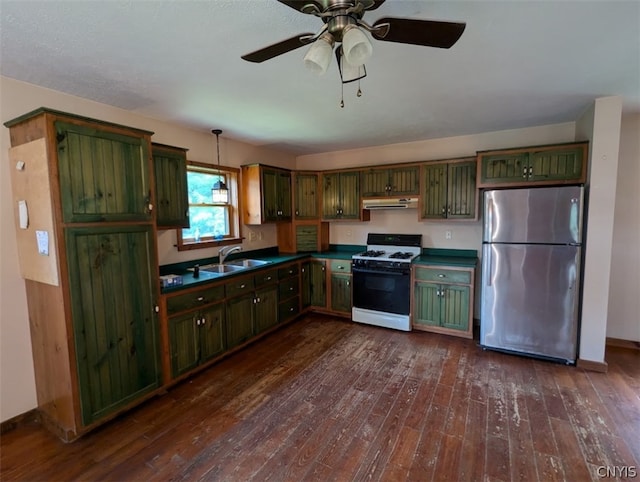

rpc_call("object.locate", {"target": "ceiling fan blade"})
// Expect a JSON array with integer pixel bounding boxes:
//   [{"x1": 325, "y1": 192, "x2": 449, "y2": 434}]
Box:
[
  {"x1": 241, "y1": 33, "x2": 315, "y2": 63},
  {"x1": 365, "y1": 0, "x2": 387, "y2": 10},
  {"x1": 371, "y1": 17, "x2": 466, "y2": 49},
  {"x1": 276, "y1": 0, "x2": 323, "y2": 14}
]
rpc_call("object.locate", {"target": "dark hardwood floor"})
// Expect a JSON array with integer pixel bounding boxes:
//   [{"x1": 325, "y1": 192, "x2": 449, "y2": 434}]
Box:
[{"x1": 2, "y1": 314, "x2": 639, "y2": 481}]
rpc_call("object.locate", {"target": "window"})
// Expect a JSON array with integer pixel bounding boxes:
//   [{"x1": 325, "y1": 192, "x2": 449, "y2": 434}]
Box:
[{"x1": 176, "y1": 161, "x2": 241, "y2": 251}]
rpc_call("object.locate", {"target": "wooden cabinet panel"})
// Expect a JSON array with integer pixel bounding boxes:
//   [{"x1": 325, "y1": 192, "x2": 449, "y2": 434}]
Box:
[
  {"x1": 421, "y1": 159, "x2": 476, "y2": 220},
  {"x1": 361, "y1": 169, "x2": 390, "y2": 197},
  {"x1": 255, "y1": 285, "x2": 279, "y2": 334},
  {"x1": 225, "y1": 294, "x2": 255, "y2": 348},
  {"x1": 330, "y1": 273, "x2": 352, "y2": 314},
  {"x1": 56, "y1": 121, "x2": 152, "y2": 223},
  {"x1": 199, "y1": 303, "x2": 226, "y2": 362},
  {"x1": 152, "y1": 144, "x2": 189, "y2": 229},
  {"x1": 169, "y1": 312, "x2": 199, "y2": 378},
  {"x1": 412, "y1": 265, "x2": 474, "y2": 339},
  {"x1": 302, "y1": 260, "x2": 326, "y2": 308},
  {"x1": 322, "y1": 172, "x2": 362, "y2": 220},
  {"x1": 242, "y1": 165, "x2": 292, "y2": 224},
  {"x1": 361, "y1": 166, "x2": 419, "y2": 197},
  {"x1": 65, "y1": 226, "x2": 160, "y2": 425},
  {"x1": 477, "y1": 142, "x2": 588, "y2": 188},
  {"x1": 166, "y1": 284, "x2": 225, "y2": 315},
  {"x1": 294, "y1": 172, "x2": 319, "y2": 219}
]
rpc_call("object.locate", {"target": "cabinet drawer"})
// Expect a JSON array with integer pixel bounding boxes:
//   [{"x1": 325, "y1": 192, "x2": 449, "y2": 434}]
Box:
[
  {"x1": 225, "y1": 276, "x2": 255, "y2": 298},
  {"x1": 330, "y1": 260, "x2": 351, "y2": 273},
  {"x1": 279, "y1": 296, "x2": 300, "y2": 322},
  {"x1": 255, "y1": 268, "x2": 278, "y2": 287},
  {"x1": 278, "y1": 264, "x2": 299, "y2": 280},
  {"x1": 279, "y1": 277, "x2": 299, "y2": 299},
  {"x1": 414, "y1": 267, "x2": 471, "y2": 284},
  {"x1": 166, "y1": 284, "x2": 225, "y2": 315}
]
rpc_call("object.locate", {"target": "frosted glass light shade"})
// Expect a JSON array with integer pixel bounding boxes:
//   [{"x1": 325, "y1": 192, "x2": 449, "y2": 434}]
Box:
[
  {"x1": 304, "y1": 36, "x2": 334, "y2": 75},
  {"x1": 342, "y1": 26, "x2": 372, "y2": 66}
]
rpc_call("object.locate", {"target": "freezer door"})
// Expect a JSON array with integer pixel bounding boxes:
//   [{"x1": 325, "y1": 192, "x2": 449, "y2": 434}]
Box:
[
  {"x1": 480, "y1": 243, "x2": 580, "y2": 362},
  {"x1": 483, "y1": 186, "x2": 583, "y2": 244}
]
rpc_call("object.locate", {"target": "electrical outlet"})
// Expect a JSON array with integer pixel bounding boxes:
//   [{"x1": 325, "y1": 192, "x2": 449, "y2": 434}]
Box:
[
  {"x1": 258, "y1": 232, "x2": 263, "y2": 241},
  {"x1": 445, "y1": 230, "x2": 452, "y2": 240},
  {"x1": 249, "y1": 232, "x2": 256, "y2": 242}
]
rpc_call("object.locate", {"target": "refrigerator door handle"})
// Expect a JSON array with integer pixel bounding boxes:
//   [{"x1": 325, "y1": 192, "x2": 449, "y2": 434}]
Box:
[
  {"x1": 485, "y1": 197, "x2": 495, "y2": 242},
  {"x1": 486, "y1": 245, "x2": 492, "y2": 287}
]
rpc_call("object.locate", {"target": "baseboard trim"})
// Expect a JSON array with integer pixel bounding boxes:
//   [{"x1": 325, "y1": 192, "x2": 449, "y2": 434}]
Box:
[
  {"x1": 0, "y1": 409, "x2": 39, "y2": 435},
  {"x1": 577, "y1": 358, "x2": 609, "y2": 373},
  {"x1": 606, "y1": 337, "x2": 640, "y2": 350}
]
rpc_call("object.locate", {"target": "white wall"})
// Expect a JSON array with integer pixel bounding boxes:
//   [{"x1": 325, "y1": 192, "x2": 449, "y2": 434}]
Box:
[
  {"x1": 607, "y1": 113, "x2": 640, "y2": 342},
  {"x1": 0, "y1": 76, "x2": 296, "y2": 422},
  {"x1": 576, "y1": 96, "x2": 623, "y2": 363}
]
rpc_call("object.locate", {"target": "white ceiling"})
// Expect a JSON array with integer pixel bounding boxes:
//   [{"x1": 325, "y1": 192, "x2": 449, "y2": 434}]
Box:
[{"x1": 1, "y1": 0, "x2": 639, "y2": 155}]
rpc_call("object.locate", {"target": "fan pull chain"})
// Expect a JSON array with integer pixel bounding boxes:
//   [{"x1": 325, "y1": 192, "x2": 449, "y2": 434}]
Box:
[
  {"x1": 357, "y1": 68, "x2": 362, "y2": 97},
  {"x1": 340, "y1": 81, "x2": 344, "y2": 108}
]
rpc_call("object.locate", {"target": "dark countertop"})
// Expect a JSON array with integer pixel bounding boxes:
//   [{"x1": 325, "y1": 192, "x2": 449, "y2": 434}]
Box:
[{"x1": 159, "y1": 245, "x2": 477, "y2": 294}]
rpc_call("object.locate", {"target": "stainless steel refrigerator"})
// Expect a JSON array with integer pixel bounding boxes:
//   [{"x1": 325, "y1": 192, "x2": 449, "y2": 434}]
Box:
[{"x1": 480, "y1": 185, "x2": 584, "y2": 363}]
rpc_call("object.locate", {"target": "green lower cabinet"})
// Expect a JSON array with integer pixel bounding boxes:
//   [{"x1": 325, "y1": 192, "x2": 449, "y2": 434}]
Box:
[
  {"x1": 413, "y1": 282, "x2": 470, "y2": 332},
  {"x1": 255, "y1": 285, "x2": 279, "y2": 333},
  {"x1": 226, "y1": 294, "x2": 256, "y2": 348},
  {"x1": 65, "y1": 225, "x2": 160, "y2": 425},
  {"x1": 169, "y1": 302, "x2": 226, "y2": 378},
  {"x1": 330, "y1": 273, "x2": 352, "y2": 314},
  {"x1": 302, "y1": 260, "x2": 327, "y2": 308}
]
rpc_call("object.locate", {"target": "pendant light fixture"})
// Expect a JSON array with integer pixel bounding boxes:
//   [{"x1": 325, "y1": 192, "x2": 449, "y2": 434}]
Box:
[{"x1": 211, "y1": 129, "x2": 229, "y2": 204}]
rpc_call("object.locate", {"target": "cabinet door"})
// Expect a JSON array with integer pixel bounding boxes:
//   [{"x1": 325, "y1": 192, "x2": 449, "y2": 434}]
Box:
[
  {"x1": 65, "y1": 225, "x2": 160, "y2": 425},
  {"x1": 322, "y1": 173, "x2": 341, "y2": 219},
  {"x1": 389, "y1": 166, "x2": 420, "y2": 196},
  {"x1": 330, "y1": 274, "x2": 352, "y2": 313},
  {"x1": 301, "y1": 262, "x2": 311, "y2": 308},
  {"x1": 277, "y1": 171, "x2": 292, "y2": 220},
  {"x1": 255, "y1": 285, "x2": 279, "y2": 333},
  {"x1": 440, "y1": 285, "x2": 470, "y2": 331},
  {"x1": 262, "y1": 169, "x2": 279, "y2": 222},
  {"x1": 479, "y1": 152, "x2": 529, "y2": 185},
  {"x1": 225, "y1": 294, "x2": 255, "y2": 348},
  {"x1": 361, "y1": 169, "x2": 390, "y2": 197},
  {"x1": 153, "y1": 146, "x2": 189, "y2": 229},
  {"x1": 199, "y1": 302, "x2": 226, "y2": 363},
  {"x1": 413, "y1": 282, "x2": 442, "y2": 327},
  {"x1": 529, "y1": 147, "x2": 585, "y2": 182},
  {"x1": 169, "y1": 312, "x2": 199, "y2": 378},
  {"x1": 338, "y1": 172, "x2": 360, "y2": 219},
  {"x1": 56, "y1": 121, "x2": 152, "y2": 223},
  {"x1": 310, "y1": 260, "x2": 327, "y2": 308},
  {"x1": 421, "y1": 164, "x2": 448, "y2": 219},
  {"x1": 296, "y1": 225, "x2": 318, "y2": 252},
  {"x1": 447, "y1": 161, "x2": 476, "y2": 219},
  {"x1": 295, "y1": 173, "x2": 319, "y2": 219}
]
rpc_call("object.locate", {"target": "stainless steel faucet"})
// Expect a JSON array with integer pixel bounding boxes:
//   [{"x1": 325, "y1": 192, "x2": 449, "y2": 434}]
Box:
[{"x1": 219, "y1": 245, "x2": 242, "y2": 265}]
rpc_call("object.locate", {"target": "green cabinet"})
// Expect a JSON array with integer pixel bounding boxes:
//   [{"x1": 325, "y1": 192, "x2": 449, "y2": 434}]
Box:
[
  {"x1": 330, "y1": 273, "x2": 352, "y2": 314},
  {"x1": 477, "y1": 143, "x2": 587, "y2": 187},
  {"x1": 294, "y1": 172, "x2": 320, "y2": 219},
  {"x1": 412, "y1": 266, "x2": 474, "y2": 339},
  {"x1": 263, "y1": 168, "x2": 292, "y2": 222},
  {"x1": 65, "y1": 225, "x2": 160, "y2": 425},
  {"x1": 152, "y1": 143, "x2": 189, "y2": 229},
  {"x1": 361, "y1": 166, "x2": 420, "y2": 197},
  {"x1": 254, "y1": 285, "x2": 280, "y2": 333},
  {"x1": 302, "y1": 260, "x2": 327, "y2": 308},
  {"x1": 242, "y1": 164, "x2": 292, "y2": 224},
  {"x1": 421, "y1": 159, "x2": 477, "y2": 220},
  {"x1": 278, "y1": 263, "x2": 300, "y2": 323},
  {"x1": 56, "y1": 121, "x2": 153, "y2": 223},
  {"x1": 225, "y1": 292, "x2": 255, "y2": 348},
  {"x1": 322, "y1": 171, "x2": 361, "y2": 220},
  {"x1": 169, "y1": 302, "x2": 225, "y2": 378}
]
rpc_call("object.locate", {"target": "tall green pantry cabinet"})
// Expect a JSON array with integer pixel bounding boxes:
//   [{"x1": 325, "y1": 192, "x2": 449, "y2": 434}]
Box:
[{"x1": 5, "y1": 109, "x2": 161, "y2": 441}]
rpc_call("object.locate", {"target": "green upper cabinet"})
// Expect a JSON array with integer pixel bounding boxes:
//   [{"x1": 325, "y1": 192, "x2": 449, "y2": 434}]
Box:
[
  {"x1": 477, "y1": 142, "x2": 588, "y2": 188},
  {"x1": 242, "y1": 164, "x2": 292, "y2": 224},
  {"x1": 322, "y1": 171, "x2": 361, "y2": 220},
  {"x1": 421, "y1": 159, "x2": 477, "y2": 220},
  {"x1": 65, "y1": 225, "x2": 160, "y2": 425},
  {"x1": 56, "y1": 121, "x2": 152, "y2": 223},
  {"x1": 361, "y1": 166, "x2": 419, "y2": 197},
  {"x1": 294, "y1": 172, "x2": 320, "y2": 220},
  {"x1": 152, "y1": 143, "x2": 189, "y2": 229}
]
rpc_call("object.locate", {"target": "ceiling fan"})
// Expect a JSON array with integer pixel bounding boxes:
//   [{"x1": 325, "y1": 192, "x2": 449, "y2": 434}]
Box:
[{"x1": 241, "y1": 0, "x2": 466, "y2": 76}]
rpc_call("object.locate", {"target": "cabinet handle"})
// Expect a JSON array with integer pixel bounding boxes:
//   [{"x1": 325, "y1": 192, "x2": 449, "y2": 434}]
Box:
[
  {"x1": 522, "y1": 167, "x2": 528, "y2": 178},
  {"x1": 267, "y1": 276, "x2": 272, "y2": 281},
  {"x1": 240, "y1": 284, "x2": 246, "y2": 289},
  {"x1": 196, "y1": 318, "x2": 201, "y2": 326},
  {"x1": 346, "y1": 281, "x2": 350, "y2": 287},
  {"x1": 337, "y1": 265, "x2": 344, "y2": 270},
  {"x1": 201, "y1": 317, "x2": 206, "y2": 325},
  {"x1": 154, "y1": 305, "x2": 159, "y2": 313},
  {"x1": 290, "y1": 307, "x2": 295, "y2": 312},
  {"x1": 438, "y1": 274, "x2": 446, "y2": 278},
  {"x1": 322, "y1": 266, "x2": 325, "y2": 271},
  {"x1": 289, "y1": 287, "x2": 294, "y2": 291},
  {"x1": 295, "y1": 210, "x2": 299, "y2": 216},
  {"x1": 197, "y1": 296, "x2": 204, "y2": 301},
  {"x1": 529, "y1": 166, "x2": 533, "y2": 175}
]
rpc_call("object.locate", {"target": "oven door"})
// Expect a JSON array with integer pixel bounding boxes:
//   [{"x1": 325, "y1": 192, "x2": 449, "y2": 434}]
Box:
[{"x1": 352, "y1": 266, "x2": 411, "y2": 315}]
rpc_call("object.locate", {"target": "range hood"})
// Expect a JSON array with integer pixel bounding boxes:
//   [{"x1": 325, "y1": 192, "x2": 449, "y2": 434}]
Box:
[{"x1": 362, "y1": 197, "x2": 418, "y2": 210}]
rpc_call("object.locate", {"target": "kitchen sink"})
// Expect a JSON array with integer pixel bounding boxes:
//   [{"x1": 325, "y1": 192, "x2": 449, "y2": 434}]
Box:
[
  {"x1": 227, "y1": 259, "x2": 271, "y2": 268},
  {"x1": 199, "y1": 264, "x2": 245, "y2": 274}
]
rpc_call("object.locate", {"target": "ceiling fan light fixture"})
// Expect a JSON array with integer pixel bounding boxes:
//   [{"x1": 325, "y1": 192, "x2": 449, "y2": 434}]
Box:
[
  {"x1": 303, "y1": 33, "x2": 335, "y2": 75},
  {"x1": 342, "y1": 24, "x2": 372, "y2": 67}
]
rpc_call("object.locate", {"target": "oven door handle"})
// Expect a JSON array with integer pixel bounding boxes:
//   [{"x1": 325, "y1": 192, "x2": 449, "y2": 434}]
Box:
[{"x1": 352, "y1": 267, "x2": 409, "y2": 276}]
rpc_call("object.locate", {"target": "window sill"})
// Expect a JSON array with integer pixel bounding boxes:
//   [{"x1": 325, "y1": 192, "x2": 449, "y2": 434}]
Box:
[{"x1": 176, "y1": 237, "x2": 243, "y2": 252}]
